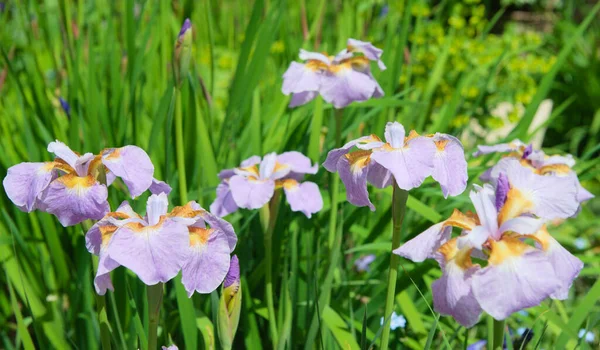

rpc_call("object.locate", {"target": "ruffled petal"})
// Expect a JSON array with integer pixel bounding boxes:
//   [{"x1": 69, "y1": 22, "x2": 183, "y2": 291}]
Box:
[
  {"x1": 39, "y1": 175, "x2": 109, "y2": 226},
  {"x1": 102, "y1": 146, "x2": 154, "y2": 198},
  {"x1": 319, "y1": 69, "x2": 378, "y2": 108},
  {"x1": 472, "y1": 139, "x2": 524, "y2": 157},
  {"x1": 228, "y1": 175, "x2": 275, "y2": 210},
  {"x1": 182, "y1": 228, "x2": 231, "y2": 296},
  {"x1": 277, "y1": 151, "x2": 318, "y2": 175},
  {"x1": 105, "y1": 218, "x2": 190, "y2": 285},
  {"x1": 283, "y1": 180, "x2": 323, "y2": 218},
  {"x1": 346, "y1": 38, "x2": 386, "y2": 70},
  {"x1": 472, "y1": 238, "x2": 561, "y2": 320},
  {"x1": 371, "y1": 136, "x2": 436, "y2": 191},
  {"x1": 3, "y1": 162, "x2": 56, "y2": 212},
  {"x1": 384, "y1": 122, "x2": 405, "y2": 148},
  {"x1": 209, "y1": 181, "x2": 239, "y2": 217},
  {"x1": 431, "y1": 134, "x2": 468, "y2": 198},
  {"x1": 149, "y1": 178, "x2": 172, "y2": 195},
  {"x1": 393, "y1": 222, "x2": 452, "y2": 262}
]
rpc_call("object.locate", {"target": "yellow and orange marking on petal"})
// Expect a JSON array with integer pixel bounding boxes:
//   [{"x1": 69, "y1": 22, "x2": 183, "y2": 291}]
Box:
[
  {"x1": 59, "y1": 174, "x2": 98, "y2": 196},
  {"x1": 189, "y1": 227, "x2": 214, "y2": 247},
  {"x1": 487, "y1": 237, "x2": 532, "y2": 265},
  {"x1": 537, "y1": 164, "x2": 571, "y2": 176},
  {"x1": 276, "y1": 178, "x2": 299, "y2": 191},
  {"x1": 498, "y1": 187, "x2": 534, "y2": 225},
  {"x1": 438, "y1": 238, "x2": 475, "y2": 270},
  {"x1": 444, "y1": 209, "x2": 478, "y2": 230},
  {"x1": 345, "y1": 150, "x2": 372, "y2": 175}
]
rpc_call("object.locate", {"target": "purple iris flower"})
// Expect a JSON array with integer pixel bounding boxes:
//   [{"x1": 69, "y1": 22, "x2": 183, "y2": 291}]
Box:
[
  {"x1": 323, "y1": 122, "x2": 467, "y2": 210},
  {"x1": 210, "y1": 152, "x2": 323, "y2": 218},
  {"x1": 475, "y1": 139, "x2": 594, "y2": 207},
  {"x1": 2, "y1": 140, "x2": 165, "y2": 226},
  {"x1": 354, "y1": 254, "x2": 376, "y2": 272},
  {"x1": 59, "y1": 97, "x2": 71, "y2": 118},
  {"x1": 86, "y1": 193, "x2": 237, "y2": 296},
  {"x1": 394, "y1": 173, "x2": 583, "y2": 327},
  {"x1": 281, "y1": 38, "x2": 385, "y2": 108}
]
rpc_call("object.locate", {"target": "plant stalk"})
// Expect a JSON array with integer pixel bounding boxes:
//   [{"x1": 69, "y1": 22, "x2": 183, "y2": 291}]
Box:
[
  {"x1": 175, "y1": 88, "x2": 188, "y2": 203},
  {"x1": 380, "y1": 181, "x2": 409, "y2": 349},
  {"x1": 261, "y1": 191, "x2": 281, "y2": 347},
  {"x1": 491, "y1": 319, "x2": 506, "y2": 350},
  {"x1": 147, "y1": 283, "x2": 164, "y2": 350},
  {"x1": 327, "y1": 109, "x2": 343, "y2": 249}
]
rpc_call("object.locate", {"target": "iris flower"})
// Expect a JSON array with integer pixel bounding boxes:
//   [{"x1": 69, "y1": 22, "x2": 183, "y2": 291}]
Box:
[
  {"x1": 2, "y1": 140, "x2": 163, "y2": 226},
  {"x1": 474, "y1": 139, "x2": 594, "y2": 206},
  {"x1": 210, "y1": 152, "x2": 323, "y2": 218},
  {"x1": 282, "y1": 38, "x2": 385, "y2": 108},
  {"x1": 394, "y1": 161, "x2": 583, "y2": 327},
  {"x1": 86, "y1": 193, "x2": 237, "y2": 296},
  {"x1": 324, "y1": 121, "x2": 467, "y2": 210}
]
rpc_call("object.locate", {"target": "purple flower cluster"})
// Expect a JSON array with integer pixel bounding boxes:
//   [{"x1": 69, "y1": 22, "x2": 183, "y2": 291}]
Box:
[
  {"x1": 282, "y1": 38, "x2": 386, "y2": 108},
  {"x1": 210, "y1": 152, "x2": 323, "y2": 218},
  {"x1": 395, "y1": 143, "x2": 586, "y2": 327},
  {"x1": 324, "y1": 121, "x2": 468, "y2": 209}
]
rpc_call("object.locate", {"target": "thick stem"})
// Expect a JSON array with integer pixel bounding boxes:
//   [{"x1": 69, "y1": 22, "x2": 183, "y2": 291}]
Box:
[
  {"x1": 174, "y1": 89, "x2": 188, "y2": 203},
  {"x1": 491, "y1": 319, "x2": 506, "y2": 350},
  {"x1": 147, "y1": 283, "x2": 164, "y2": 350},
  {"x1": 380, "y1": 181, "x2": 409, "y2": 349},
  {"x1": 262, "y1": 191, "x2": 281, "y2": 347}
]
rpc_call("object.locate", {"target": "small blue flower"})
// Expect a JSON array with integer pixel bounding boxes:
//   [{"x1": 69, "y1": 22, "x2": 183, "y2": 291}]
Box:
[
  {"x1": 574, "y1": 238, "x2": 587, "y2": 250},
  {"x1": 517, "y1": 327, "x2": 527, "y2": 336},
  {"x1": 578, "y1": 329, "x2": 595, "y2": 343},
  {"x1": 380, "y1": 312, "x2": 406, "y2": 330}
]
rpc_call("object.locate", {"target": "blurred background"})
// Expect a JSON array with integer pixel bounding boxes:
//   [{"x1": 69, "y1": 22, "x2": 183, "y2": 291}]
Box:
[{"x1": 0, "y1": 0, "x2": 599, "y2": 349}]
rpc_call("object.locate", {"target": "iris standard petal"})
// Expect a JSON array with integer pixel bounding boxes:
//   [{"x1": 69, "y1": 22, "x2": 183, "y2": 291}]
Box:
[
  {"x1": 149, "y1": 178, "x2": 172, "y2": 195},
  {"x1": 370, "y1": 136, "x2": 436, "y2": 191},
  {"x1": 319, "y1": 68, "x2": 378, "y2": 108},
  {"x1": 533, "y1": 228, "x2": 583, "y2": 300},
  {"x1": 228, "y1": 175, "x2": 275, "y2": 210},
  {"x1": 498, "y1": 216, "x2": 544, "y2": 236},
  {"x1": 282, "y1": 180, "x2": 323, "y2": 218},
  {"x1": 431, "y1": 134, "x2": 468, "y2": 198},
  {"x1": 102, "y1": 146, "x2": 154, "y2": 198},
  {"x1": 146, "y1": 193, "x2": 169, "y2": 226},
  {"x1": 3, "y1": 162, "x2": 56, "y2": 212},
  {"x1": 210, "y1": 181, "x2": 239, "y2": 218},
  {"x1": 337, "y1": 153, "x2": 375, "y2": 210},
  {"x1": 39, "y1": 174, "x2": 109, "y2": 226},
  {"x1": 393, "y1": 222, "x2": 452, "y2": 262},
  {"x1": 105, "y1": 218, "x2": 190, "y2": 285},
  {"x1": 472, "y1": 238, "x2": 561, "y2": 320},
  {"x1": 47, "y1": 140, "x2": 79, "y2": 168},
  {"x1": 298, "y1": 49, "x2": 331, "y2": 64},
  {"x1": 182, "y1": 228, "x2": 231, "y2": 296},
  {"x1": 469, "y1": 185, "x2": 498, "y2": 237},
  {"x1": 346, "y1": 38, "x2": 386, "y2": 70},
  {"x1": 472, "y1": 139, "x2": 524, "y2": 157},
  {"x1": 383, "y1": 122, "x2": 405, "y2": 148}
]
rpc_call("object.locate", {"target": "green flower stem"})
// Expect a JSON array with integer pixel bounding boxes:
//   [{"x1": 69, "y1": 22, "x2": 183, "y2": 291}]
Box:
[
  {"x1": 380, "y1": 181, "x2": 409, "y2": 349},
  {"x1": 147, "y1": 283, "x2": 164, "y2": 350},
  {"x1": 85, "y1": 218, "x2": 111, "y2": 350},
  {"x1": 261, "y1": 190, "x2": 282, "y2": 347},
  {"x1": 174, "y1": 88, "x2": 188, "y2": 203},
  {"x1": 327, "y1": 109, "x2": 343, "y2": 248},
  {"x1": 492, "y1": 319, "x2": 505, "y2": 350},
  {"x1": 91, "y1": 255, "x2": 112, "y2": 350}
]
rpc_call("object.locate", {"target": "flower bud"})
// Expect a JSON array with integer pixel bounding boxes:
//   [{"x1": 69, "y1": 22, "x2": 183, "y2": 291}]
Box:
[
  {"x1": 174, "y1": 19, "x2": 192, "y2": 86},
  {"x1": 218, "y1": 255, "x2": 241, "y2": 350}
]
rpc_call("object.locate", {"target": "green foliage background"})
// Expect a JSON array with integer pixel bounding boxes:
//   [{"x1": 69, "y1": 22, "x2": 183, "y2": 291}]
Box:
[{"x1": 0, "y1": 0, "x2": 599, "y2": 349}]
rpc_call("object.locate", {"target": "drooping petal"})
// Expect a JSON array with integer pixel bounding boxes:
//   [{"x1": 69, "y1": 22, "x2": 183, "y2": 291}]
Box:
[
  {"x1": 347, "y1": 38, "x2": 386, "y2": 70},
  {"x1": 282, "y1": 180, "x2": 323, "y2": 218},
  {"x1": 319, "y1": 68, "x2": 378, "y2": 108},
  {"x1": 182, "y1": 228, "x2": 231, "y2": 296},
  {"x1": 469, "y1": 185, "x2": 498, "y2": 238},
  {"x1": 106, "y1": 218, "x2": 190, "y2": 285},
  {"x1": 393, "y1": 222, "x2": 452, "y2": 262},
  {"x1": 383, "y1": 122, "x2": 405, "y2": 148},
  {"x1": 502, "y1": 159, "x2": 578, "y2": 220},
  {"x1": 210, "y1": 181, "x2": 239, "y2": 218},
  {"x1": 472, "y1": 139, "x2": 525, "y2": 157},
  {"x1": 196, "y1": 206, "x2": 238, "y2": 251},
  {"x1": 3, "y1": 162, "x2": 56, "y2": 212},
  {"x1": 94, "y1": 253, "x2": 120, "y2": 295},
  {"x1": 371, "y1": 136, "x2": 436, "y2": 191},
  {"x1": 102, "y1": 146, "x2": 154, "y2": 198},
  {"x1": 85, "y1": 201, "x2": 137, "y2": 255},
  {"x1": 39, "y1": 174, "x2": 109, "y2": 226},
  {"x1": 228, "y1": 175, "x2": 275, "y2": 210},
  {"x1": 576, "y1": 180, "x2": 594, "y2": 204},
  {"x1": 366, "y1": 161, "x2": 393, "y2": 189},
  {"x1": 432, "y1": 239, "x2": 482, "y2": 327},
  {"x1": 298, "y1": 49, "x2": 331, "y2": 65},
  {"x1": 323, "y1": 135, "x2": 384, "y2": 172},
  {"x1": 149, "y1": 178, "x2": 172, "y2": 195},
  {"x1": 532, "y1": 227, "x2": 583, "y2": 300},
  {"x1": 336, "y1": 152, "x2": 374, "y2": 210},
  {"x1": 472, "y1": 238, "x2": 561, "y2": 320},
  {"x1": 431, "y1": 133, "x2": 468, "y2": 198},
  {"x1": 282, "y1": 61, "x2": 321, "y2": 95},
  {"x1": 289, "y1": 91, "x2": 319, "y2": 108},
  {"x1": 277, "y1": 151, "x2": 318, "y2": 175}
]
